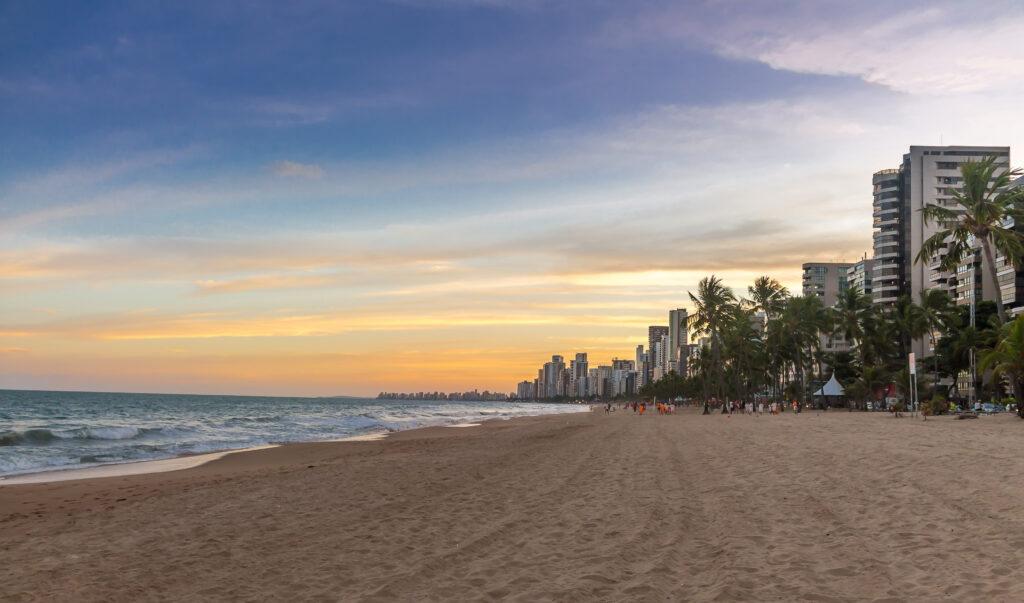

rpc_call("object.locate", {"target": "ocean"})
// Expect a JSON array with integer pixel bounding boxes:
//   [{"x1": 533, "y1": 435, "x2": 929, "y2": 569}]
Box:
[{"x1": 0, "y1": 389, "x2": 587, "y2": 478}]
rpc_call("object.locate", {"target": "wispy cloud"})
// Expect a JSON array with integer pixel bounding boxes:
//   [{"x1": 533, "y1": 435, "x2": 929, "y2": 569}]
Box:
[
  {"x1": 633, "y1": 1, "x2": 1024, "y2": 96},
  {"x1": 269, "y1": 160, "x2": 325, "y2": 179}
]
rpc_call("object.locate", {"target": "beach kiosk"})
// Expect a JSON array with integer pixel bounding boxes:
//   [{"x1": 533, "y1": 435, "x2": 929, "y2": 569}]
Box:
[{"x1": 812, "y1": 372, "x2": 845, "y2": 409}]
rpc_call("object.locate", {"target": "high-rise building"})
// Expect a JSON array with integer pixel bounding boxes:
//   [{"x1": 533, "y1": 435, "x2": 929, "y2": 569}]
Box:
[
  {"x1": 594, "y1": 365, "x2": 613, "y2": 397},
  {"x1": 802, "y1": 262, "x2": 853, "y2": 307},
  {"x1": 570, "y1": 353, "x2": 588, "y2": 398},
  {"x1": 516, "y1": 380, "x2": 535, "y2": 400},
  {"x1": 906, "y1": 146, "x2": 1010, "y2": 304},
  {"x1": 849, "y1": 256, "x2": 876, "y2": 298},
  {"x1": 635, "y1": 345, "x2": 647, "y2": 388},
  {"x1": 542, "y1": 355, "x2": 565, "y2": 398},
  {"x1": 667, "y1": 309, "x2": 688, "y2": 373},
  {"x1": 610, "y1": 359, "x2": 636, "y2": 397},
  {"x1": 871, "y1": 145, "x2": 1011, "y2": 307},
  {"x1": 872, "y1": 167, "x2": 905, "y2": 305},
  {"x1": 647, "y1": 325, "x2": 669, "y2": 382}
]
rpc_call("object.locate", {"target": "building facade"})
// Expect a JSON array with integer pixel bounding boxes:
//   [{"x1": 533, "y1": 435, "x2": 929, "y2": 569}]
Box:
[
  {"x1": 849, "y1": 256, "x2": 876, "y2": 298},
  {"x1": 802, "y1": 262, "x2": 853, "y2": 307},
  {"x1": 667, "y1": 309, "x2": 689, "y2": 375},
  {"x1": 871, "y1": 145, "x2": 1011, "y2": 308},
  {"x1": 647, "y1": 325, "x2": 669, "y2": 382},
  {"x1": 570, "y1": 353, "x2": 588, "y2": 398}
]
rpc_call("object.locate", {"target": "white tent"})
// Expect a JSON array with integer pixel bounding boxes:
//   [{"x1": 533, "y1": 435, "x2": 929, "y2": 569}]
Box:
[{"x1": 813, "y1": 372, "x2": 845, "y2": 397}]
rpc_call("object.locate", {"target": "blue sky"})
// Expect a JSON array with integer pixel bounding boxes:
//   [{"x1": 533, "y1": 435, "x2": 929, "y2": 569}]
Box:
[{"x1": 3, "y1": 0, "x2": 1024, "y2": 395}]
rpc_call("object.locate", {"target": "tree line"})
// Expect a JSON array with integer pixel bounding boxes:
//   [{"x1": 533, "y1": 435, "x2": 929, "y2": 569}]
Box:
[{"x1": 640, "y1": 155, "x2": 1024, "y2": 418}]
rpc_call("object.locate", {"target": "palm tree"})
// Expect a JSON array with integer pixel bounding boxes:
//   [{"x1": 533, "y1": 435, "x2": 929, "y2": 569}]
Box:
[
  {"x1": 916, "y1": 155, "x2": 1024, "y2": 324},
  {"x1": 722, "y1": 303, "x2": 766, "y2": 401},
  {"x1": 979, "y1": 315, "x2": 1024, "y2": 416},
  {"x1": 831, "y1": 287, "x2": 873, "y2": 367},
  {"x1": 748, "y1": 276, "x2": 790, "y2": 400},
  {"x1": 918, "y1": 288, "x2": 960, "y2": 394},
  {"x1": 688, "y1": 275, "x2": 737, "y2": 403},
  {"x1": 746, "y1": 276, "x2": 789, "y2": 319},
  {"x1": 776, "y1": 295, "x2": 828, "y2": 410},
  {"x1": 856, "y1": 365, "x2": 890, "y2": 411},
  {"x1": 889, "y1": 295, "x2": 927, "y2": 366}
]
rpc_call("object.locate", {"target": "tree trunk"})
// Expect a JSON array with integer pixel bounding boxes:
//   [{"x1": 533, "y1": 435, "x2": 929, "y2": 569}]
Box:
[{"x1": 980, "y1": 238, "x2": 1007, "y2": 323}]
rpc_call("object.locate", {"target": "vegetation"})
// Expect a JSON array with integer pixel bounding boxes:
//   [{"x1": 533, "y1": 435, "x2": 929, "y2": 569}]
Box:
[
  {"x1": 638, "y1": 281, "x2": 1009, "y2": 414},
  {"x1": 638, "y1": 157, "x2": 1024, "y2": 419}
]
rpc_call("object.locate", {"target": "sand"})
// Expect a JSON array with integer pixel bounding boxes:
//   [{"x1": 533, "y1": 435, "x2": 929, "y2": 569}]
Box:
[{"x1": 2, "y1": 408, "x2": 1022, "y2": 601}]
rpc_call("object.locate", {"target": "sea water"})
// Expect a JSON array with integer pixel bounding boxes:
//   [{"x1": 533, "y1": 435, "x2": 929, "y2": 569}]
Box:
[{"x1": 0, "y1": 390, "x2": 587, "y2": 478}]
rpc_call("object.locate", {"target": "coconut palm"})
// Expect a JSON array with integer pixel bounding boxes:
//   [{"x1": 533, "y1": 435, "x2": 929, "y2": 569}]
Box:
[
  {"x1": 776, "y1": 295, "x2": 828, "y2": 410},
  {"x1": 889, "y1": 295, "x2": 928, "y2": 365},
  {"x1": 722, "y1": 303, "x2": 766, "y2": 401},
  {"x1": 831, "y1": 286, "x2": 874, "y2": 367},
  {"x1": 856, "y1": 365, "x2": 890, "y2": 411},
  {"x1": 918, "y1": 288, "x2": 960, "y2": 392},
  {"x1": 916, "y1": 155, "x2": 1024, "y2": 324},
  {"x1": 979, "y1": 315, "x2": 1024, "y2": 416},
  {"x1": 688, "y1": 275, "x2": 737, "y2": 403},
  {"x1": 747, "y1": 276, "x2": 789, "y2": 399},
  {"x1": 746, "y1": 276, "x2": 789, "y2": 319}
]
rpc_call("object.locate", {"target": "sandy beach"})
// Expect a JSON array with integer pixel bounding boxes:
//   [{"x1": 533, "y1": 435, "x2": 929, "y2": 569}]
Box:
[{"x1": 2, "y1": 407, "x2": 1022, "y2": 601}]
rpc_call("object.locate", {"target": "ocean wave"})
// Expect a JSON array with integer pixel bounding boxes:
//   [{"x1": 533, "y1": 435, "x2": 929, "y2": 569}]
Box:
[
  {"x1": 67, "y1": 426, "x2": 145, "y2": 440},
  {"x1": 0, "y1": 426, "x2": 156, "y2": 446},
  {"x1": 0, "y1": 428, "x2": 59, "y2": 446}
]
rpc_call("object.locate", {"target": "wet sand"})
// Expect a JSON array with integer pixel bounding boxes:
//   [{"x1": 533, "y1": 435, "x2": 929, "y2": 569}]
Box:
[{"x1": 2, "y1": 408, "x2": 1022, "y2": 601}]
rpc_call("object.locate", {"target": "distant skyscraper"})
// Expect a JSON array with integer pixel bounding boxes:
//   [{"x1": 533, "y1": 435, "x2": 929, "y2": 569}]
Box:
[
  {"x1": 647, "y1": 325, "x2": 668, "y2": 382},
  {"x1": 570, "y1": 352, "x2": 588, "y2": 397},
  {"x1": 635, "y1": 345, "x2": 646, "y2": 388},
  {"x1": 668, "y1": 308, "x2": 688, "y2": 372},
  {"x1": 543, "y1": 355, "x2": 565, "y2": 398}
]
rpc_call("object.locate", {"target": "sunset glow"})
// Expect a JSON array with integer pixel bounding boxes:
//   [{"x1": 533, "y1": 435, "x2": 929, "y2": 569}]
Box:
[{"x1": 3, "y1": 1, "x2": 1024, "y2": 395}]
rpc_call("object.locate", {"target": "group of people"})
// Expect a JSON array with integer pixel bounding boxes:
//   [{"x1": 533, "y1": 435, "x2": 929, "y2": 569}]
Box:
[
  {"x1": 703, "y1": 399, "x2": 791, "y2": 415},
  {"x1": 603, "y1": 401, "x2": 678, "y2": 415}
]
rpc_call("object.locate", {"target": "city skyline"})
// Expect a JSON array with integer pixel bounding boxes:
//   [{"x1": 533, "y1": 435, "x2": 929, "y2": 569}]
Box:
[{"x1": 4, "y1": 1, "x2": 1024, "y2": 396}]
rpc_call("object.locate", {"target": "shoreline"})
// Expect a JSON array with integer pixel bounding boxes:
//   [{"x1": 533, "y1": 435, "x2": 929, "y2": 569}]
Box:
[
  {"x1": 3, "y1": 408, "x2": 1022, "y2": 601},
  {"x1": 0, "y1": 407, "x2": 587, "y2": 486}
]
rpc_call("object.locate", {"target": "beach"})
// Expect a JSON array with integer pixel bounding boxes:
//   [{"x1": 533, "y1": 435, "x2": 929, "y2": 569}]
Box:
[{"x1": 2, "y1": 408, "x2": 1022, "y2": 601}]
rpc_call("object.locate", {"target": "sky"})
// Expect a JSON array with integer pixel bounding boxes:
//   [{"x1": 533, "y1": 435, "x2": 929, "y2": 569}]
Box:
[{"x1": 3, "y1": 0, "x2": 1024, "y2": 397}]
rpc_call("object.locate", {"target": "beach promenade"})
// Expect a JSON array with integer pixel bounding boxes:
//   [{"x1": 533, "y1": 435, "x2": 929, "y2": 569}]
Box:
[{"x1": 2, "y1": 408, "x2": 1022, "y2": 601}]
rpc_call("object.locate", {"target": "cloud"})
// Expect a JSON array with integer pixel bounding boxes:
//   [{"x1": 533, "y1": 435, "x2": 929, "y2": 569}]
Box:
[
  {"x1": 269, "y1": 160, "x2": 325, "y2": 179},
  {"x1": 639, "y1": 1, "x2": 1024, "y2": 97},
  {"x1": 6, "y1": 146, "x2": 205, "y2": 197}
]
